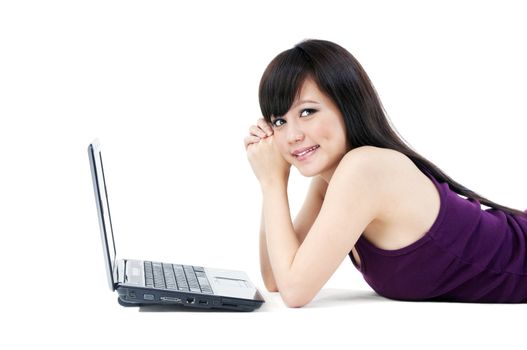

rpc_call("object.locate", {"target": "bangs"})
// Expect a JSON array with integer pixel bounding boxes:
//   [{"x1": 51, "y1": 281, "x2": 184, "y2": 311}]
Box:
[{"x1": 258, "y1": 47, "x2": 312, "y2": 123}]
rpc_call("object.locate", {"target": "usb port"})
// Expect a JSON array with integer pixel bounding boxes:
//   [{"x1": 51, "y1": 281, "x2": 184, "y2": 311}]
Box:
[{"x1": 198, "y1": 300, "x2": 208, "y2": 305}]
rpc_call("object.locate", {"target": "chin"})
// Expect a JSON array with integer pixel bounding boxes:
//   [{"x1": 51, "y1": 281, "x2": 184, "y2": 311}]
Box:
[{"x1": 295, "y1": 164, "x2": 322, "y2": 177}]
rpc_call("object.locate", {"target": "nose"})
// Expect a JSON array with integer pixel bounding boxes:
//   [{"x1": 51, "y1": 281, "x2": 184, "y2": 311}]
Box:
[{"x1": 287, "y1": 123, "x2": 305, "y2": 144}]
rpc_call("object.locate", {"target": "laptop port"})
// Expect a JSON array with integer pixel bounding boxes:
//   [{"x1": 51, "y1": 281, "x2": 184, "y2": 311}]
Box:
[
  {"x1": 222, "y1": 302, "x2": 237, "y2": 308},
  {"x1": 198, "y1": 300, "x2": 208, "y2": 305},
  {"x1": 186, "y1": 298, "x2": 196, "y2": 304},
  {"x1": 160, "y1": 296, "x2": 182, "y2": 303}
]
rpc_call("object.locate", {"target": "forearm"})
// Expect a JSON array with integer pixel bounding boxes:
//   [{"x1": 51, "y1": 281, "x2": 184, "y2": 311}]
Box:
[
  {"x1": 259, "y1": 207, "x2": 279, "y2": 292},
  {"x1": 261, "y1": 182, "x2": 299, "y2": 293}
]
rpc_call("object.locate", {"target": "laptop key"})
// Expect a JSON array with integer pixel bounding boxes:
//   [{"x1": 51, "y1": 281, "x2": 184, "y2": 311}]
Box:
[
  {"x1": 184, "y1": 265, "x2": 201, "y2": 292},
  {"x1": 194, "y1": 267, "x2": 213, "y2": 292},
  {"x1": 163, "y1": 263, "x2": 177, "y2": 290},
  {"x1": 197, "y1": 277, "x2": 213, "y2": 293},
  {"x1": 173, "y1": 265, "x2": 189, "y2": 291},
  {"x1": 152, "y1": 262, "x2": 166, "y2": 289},
  {"x1": 144, "y1": 261, "x2": 154, "y2": 287},
  {"x1": 144, "y1": 262, "x2": 212, "y2": 292},
  {"x1": 195, "y1": 271, "x2": 212, "y2": 290}
]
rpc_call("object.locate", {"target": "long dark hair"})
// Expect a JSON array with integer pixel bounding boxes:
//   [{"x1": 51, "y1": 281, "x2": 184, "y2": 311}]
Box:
[{"x1": 259, "y1": 39, "x2": 526, "y2": 218}]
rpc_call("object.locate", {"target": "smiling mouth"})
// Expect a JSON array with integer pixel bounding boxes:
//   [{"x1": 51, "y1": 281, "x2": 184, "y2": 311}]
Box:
[{"x1": 293, "y1": 145, "x2": 320, "y2": 159}]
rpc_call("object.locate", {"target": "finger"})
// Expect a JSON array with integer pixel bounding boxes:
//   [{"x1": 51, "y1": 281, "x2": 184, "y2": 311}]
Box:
[
  {"x1": 244, "y1": 135, "x2": 262, "y2": 149},
  {"x1": 249, "y1": 125, "x2": 267, "y2": 138},
  {"x1": 257, "y1": 118, "x2": 274, "y2": 136}
]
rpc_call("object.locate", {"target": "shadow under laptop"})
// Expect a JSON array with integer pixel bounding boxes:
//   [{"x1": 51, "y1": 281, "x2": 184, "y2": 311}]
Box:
[
  {"x1": 138, "y1": 304, "x2": 252, "y2": 313},
  {"x1": 136, "y1": 289, "x2": 387, "y2": 312}
]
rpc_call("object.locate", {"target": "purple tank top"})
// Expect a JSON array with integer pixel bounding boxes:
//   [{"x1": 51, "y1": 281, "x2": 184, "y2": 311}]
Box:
[{"x1": 349, "y1": 166, "x2": 527, "y2": 303}]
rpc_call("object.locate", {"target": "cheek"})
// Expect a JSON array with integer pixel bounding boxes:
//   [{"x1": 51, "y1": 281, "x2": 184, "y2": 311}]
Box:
[
  {"x1": 317, "y1": 122, "x2": 340, "y2": 144},
  {"x1": 274, "y1": 136, "x2": 292, "y2": 160},
  {"x1": 317, "y1": 124, "x2": 333, "y2": 141},
  {"x1": 317, "y1": 121, "x2": 347, "y2": 152}
]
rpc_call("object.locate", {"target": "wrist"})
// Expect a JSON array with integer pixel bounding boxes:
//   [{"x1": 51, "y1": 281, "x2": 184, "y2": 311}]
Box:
[{"x1": 260, "y1": 178, "x2": 288, "y2": 193}]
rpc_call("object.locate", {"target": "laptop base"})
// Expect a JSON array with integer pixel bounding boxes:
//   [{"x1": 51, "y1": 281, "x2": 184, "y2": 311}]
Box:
[
  {"x1": 117, "y1": 296, "x2": 257, "y2": 311},
  {"x1": 118, "y1": 297, "x2": 145, "y2": 307}
]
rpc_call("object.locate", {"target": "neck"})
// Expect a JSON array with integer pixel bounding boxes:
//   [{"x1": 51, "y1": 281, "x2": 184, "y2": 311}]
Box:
[{"x1": 319, "y1": 166, "x2": 337, "y2": 184}]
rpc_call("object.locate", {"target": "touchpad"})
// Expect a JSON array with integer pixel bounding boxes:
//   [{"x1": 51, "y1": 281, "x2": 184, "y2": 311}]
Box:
[{"x1": 214, "y1": 277, "x2": 249, "y2": 288}]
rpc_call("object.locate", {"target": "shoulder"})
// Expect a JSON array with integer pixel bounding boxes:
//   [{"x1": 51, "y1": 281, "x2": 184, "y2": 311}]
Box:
[
  {"x1": 336, "y1": 146, "x2": 441, "y2": 235},
  {"x1": 335, "y1": 145, "x2": 410, "y2": 180},
  {"x1": 323, "y1": 146, "x2": 403, "y2": 216},
  {"x1": 331, "y1": 146, "x2": 421, "y2": 208},
  {"x1": 346, "y1": 145, "x2": 407, "y2": 162}
]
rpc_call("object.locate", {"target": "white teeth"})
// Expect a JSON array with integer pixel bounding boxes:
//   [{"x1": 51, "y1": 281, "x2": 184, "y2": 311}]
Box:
[{"x1": 297, "y1": 145, "x2": 318, "y2": 157}]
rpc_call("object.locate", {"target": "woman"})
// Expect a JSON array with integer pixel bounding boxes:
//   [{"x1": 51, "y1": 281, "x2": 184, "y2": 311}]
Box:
[{"x1": 244, "y1": 39, "x2": 527, "y2": 307}]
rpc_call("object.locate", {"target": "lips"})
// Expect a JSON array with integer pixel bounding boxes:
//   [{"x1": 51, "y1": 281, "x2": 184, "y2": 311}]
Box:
[{"x1": 292, "y1": 145, "x2": 320, "y2": 158}]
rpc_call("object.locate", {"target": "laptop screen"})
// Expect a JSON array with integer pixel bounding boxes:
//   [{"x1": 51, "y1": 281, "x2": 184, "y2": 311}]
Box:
[{"x1": 88, "y1": 140, "x2": 117, "y2": 290}]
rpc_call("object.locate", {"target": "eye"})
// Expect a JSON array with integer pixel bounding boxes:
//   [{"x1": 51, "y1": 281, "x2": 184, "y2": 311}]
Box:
[
  {"x1": 271, "y1": 118, "x2": 286, "y2": 128},
  {"x1": 300, "y1": 108, "x2": 317, "y2": 117}
]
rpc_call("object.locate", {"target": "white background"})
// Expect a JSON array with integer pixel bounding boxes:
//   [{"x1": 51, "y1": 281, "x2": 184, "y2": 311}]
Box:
[{"x1": 1, "y1": 0, "x2": 526, "y2": 348}]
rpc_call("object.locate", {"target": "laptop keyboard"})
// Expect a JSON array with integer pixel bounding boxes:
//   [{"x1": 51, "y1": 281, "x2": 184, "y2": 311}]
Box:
[{"x1": 144, "y1": 261, "x2": 213, "y2": 294}]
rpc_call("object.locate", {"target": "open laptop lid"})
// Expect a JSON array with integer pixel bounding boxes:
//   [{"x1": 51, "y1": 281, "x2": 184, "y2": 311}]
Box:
[{"x1": 88, "y1": 139, "x2": 118, "y2": 291}]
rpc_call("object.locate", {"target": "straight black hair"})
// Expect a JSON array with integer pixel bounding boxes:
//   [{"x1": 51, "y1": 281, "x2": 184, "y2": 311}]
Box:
[{"x1": 259, "y1": 39, "x2": 526, "y2": 218}]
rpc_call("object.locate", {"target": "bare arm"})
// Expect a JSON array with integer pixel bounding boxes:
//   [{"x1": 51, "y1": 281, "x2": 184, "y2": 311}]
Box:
[
  {"x1": 261, "y1": 148, "x2": 384, "y2": 307},
  {"x1": 259, "y1": 176, "x2": 328, "y2": 292}
]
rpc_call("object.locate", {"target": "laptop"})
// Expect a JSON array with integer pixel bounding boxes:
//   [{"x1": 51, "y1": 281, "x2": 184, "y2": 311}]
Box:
[{"x1": 88, "y1": 139, "x2": 265, "y2": 311}]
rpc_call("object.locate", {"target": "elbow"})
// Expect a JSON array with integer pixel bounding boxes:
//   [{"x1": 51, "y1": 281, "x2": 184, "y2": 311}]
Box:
[
  {"x1": 282, "y1": 293, "x2": 311, "y2": 308},
  {"x1": 284, "y1": 299, "x2": 308, "y2": 309},
  {"x1": 280, "y1": 285, "x2": 314, "y2": 308}
]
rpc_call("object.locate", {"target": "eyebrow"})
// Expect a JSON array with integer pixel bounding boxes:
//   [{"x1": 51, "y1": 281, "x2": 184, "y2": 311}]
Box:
[{"x1": 291, "y1": 99, "x2": 320, "y2": 109}]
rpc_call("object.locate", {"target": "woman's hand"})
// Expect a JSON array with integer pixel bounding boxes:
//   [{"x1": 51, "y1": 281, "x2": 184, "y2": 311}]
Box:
[
  {"x1": 245, "y1": 118, "x2": 291, "y2": 187},
  {"x1": 244, "y1": 118, "x2": 274, "y2": 148}
]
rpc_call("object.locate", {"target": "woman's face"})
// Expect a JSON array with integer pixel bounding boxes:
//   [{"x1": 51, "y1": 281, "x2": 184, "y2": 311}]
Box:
[{"x1": 270, "y1": 77, "x2": 349, "y2": 180}]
